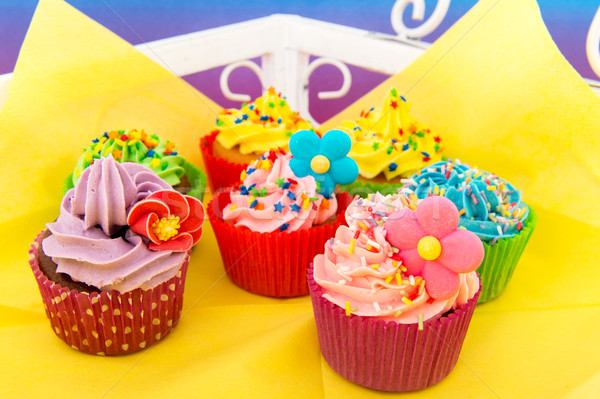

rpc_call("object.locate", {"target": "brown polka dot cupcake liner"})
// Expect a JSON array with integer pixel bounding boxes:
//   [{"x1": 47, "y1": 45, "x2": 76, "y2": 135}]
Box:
[
  {"x1": 28, "y1": 230, "x2": 189, "y2": 356},
  {"x1": 200, "y1": 130, "x2": 249, "y2": 194},
  {"x1": 308, "y1": 265, "x2": 481, "y2": 391}
]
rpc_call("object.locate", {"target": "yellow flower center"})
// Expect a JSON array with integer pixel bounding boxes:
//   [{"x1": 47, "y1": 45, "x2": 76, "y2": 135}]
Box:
[
  {"x1": 310, "y1": 155, "x2": 330, "y2": 174},
  {"x1": 417, "y1": 236, "x2": 442, "y2": 260},
  {"x1": 151, "y1": 215, "x2": 180, "y2": 241}
]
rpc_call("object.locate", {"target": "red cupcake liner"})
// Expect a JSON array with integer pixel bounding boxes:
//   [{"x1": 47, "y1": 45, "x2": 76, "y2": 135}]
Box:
[
  {"x1": 200, "y1": 130, "x2": 249, "y2": 194},
  {"x1": 208, "y1": 190, "x2": 351, "y2": 297},
  {"x1": 308, "y1": 265, "x2": 480, "y2": 392},
  {"x1": 28, "y1": 230, "x2": 189, "y2": 356}
]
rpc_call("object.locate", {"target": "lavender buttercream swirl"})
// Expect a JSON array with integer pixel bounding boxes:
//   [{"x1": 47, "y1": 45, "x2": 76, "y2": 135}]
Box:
[{"x1": 42, "y1": 156, "x2": 187, "y2": 293}]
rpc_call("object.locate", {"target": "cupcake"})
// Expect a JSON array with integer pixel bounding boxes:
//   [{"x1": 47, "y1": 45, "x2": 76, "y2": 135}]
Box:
[
  {"x1": 309, "y1": 193, "x2": 483, "y2": 391},
  {"x1": 65, "y1": 129, "x2": 207, "y2": 200},
  {"x1": 208, "y1": 129, "x2": 358, "y2": 297},
  {"x1": 401, "y1": 159, "x2": 538, "y2": 303},
  {"x1": 338, "y1": 88, "x2": 443, "y2": 196},
  {"x1": 29, "y1": 155, "x2": 205, "y2": 355},
  {"x1": 200, "y1": 87, "x2": 313, "y2": 192}
]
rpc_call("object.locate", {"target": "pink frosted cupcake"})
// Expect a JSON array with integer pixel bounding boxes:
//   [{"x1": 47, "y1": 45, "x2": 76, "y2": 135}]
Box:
[
  {"x1": 309, "y1": 193, "x2": 483, "y2": 391},
  {"x1": 209, "y1": 129, "x2": 358, "y2": 297},
  {"x1": 29, "y1": 155, "x2": 205, "y2": 355}
]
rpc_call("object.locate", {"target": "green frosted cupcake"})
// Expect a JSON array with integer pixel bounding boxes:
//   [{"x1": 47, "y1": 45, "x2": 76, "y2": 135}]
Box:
[
  {"x1": 64, "y1": 129, "x2": 206, "y2": 200},
  {"x1": 401, "y1": 159, "x2": 537, "y2": 303}
]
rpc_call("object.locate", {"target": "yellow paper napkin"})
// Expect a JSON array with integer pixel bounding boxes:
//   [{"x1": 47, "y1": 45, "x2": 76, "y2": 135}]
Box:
[{"x1": 0, "y1": 0, "x2": 220, "y2": 226}]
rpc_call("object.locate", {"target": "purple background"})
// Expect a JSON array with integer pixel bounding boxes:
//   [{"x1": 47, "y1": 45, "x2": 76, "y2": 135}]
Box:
[{"x1": 1, "y1": 0, "x2": 598, "y2": 122}]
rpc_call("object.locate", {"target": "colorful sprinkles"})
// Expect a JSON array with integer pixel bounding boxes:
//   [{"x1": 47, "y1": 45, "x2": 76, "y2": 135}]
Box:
[
  {"x1": 333, "y1": 192, "x2": 439, "y2": 321},
  {"x1": 232, "y1": 149, "x2": 333, "y2": 233},
  {"x1": 215, "y1": 87, "x2": 311, "y2": 142},
  {"x1": 73, "y1": 129, "x2": 178, "y2": 179},
  {"x1": 343, "y1": 88, "x2": 443, "y2": 180},
  {"x1": 405, "y1": 159, "x2": 529, "y2": 240}
]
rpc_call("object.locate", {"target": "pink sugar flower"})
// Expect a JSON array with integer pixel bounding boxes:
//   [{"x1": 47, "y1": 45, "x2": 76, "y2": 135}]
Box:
[{"x1": 385, "y1": 196, "x2": 484, "y2": 299}]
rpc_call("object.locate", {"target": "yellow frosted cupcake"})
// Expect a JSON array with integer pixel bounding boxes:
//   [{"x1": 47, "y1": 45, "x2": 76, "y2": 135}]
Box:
[
  {"x1": 339, "y1": 88, "x2": 443, "y2": 195},
  {"x1": 200, "y1": 87, "x2": 313, "y2": 192}
]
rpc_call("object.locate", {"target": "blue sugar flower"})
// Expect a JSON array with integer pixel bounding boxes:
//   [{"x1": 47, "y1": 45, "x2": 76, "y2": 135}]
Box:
[{"x1": 289, "y1": 129, "x2": 358, "y2": 197}]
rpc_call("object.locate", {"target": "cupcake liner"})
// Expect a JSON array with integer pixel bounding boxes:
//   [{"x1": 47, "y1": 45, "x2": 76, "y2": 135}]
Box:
[
  {"x1": 476, "y1": 208, "x2": 538, "y2": 303},
  {"x1": 62, "y1": 158, "x2": 207, "y2": 201},
  {"x1": 308, "y1": 266, "x2": 480, "y2": 392},
  {"x1": 208, "y1": 191, "x2": 350, "y2": 297},
  {"x1": 200, "y1": 130, "x2": 249, "y2": 194},
  {"x1": 28, "y1": 231, "x2": 189, "y2": 356}
]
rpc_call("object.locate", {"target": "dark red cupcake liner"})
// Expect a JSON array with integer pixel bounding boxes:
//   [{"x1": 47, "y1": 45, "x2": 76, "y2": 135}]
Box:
[
  {"x1": 200, "y1": 130, "x2": 249, "y2": 194},
  {"x1": 308, "y1": 265, "x2": 480, "y2": 391},
  {"x1": 208, "y1": 190, "x2": 351, "y2": 297},
  {"x1": 29, "y1": 230, "x2": 189, "y2": 356}
]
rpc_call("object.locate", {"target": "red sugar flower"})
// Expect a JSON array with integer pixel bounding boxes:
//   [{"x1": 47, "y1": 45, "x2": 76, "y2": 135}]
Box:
[{"x1": 127, "y1": 190, "x2": 205, "y2": 252}]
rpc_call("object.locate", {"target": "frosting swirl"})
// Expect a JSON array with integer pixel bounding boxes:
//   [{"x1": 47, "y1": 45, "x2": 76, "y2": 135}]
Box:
[
  {"x1": 402, "y1": 160, "x2": 529, "y2": 241},
  {"x1": 313, "y1": 193, "x2": 479, "y2": 323},
  {"x1": 43, "y1": 156, "x2": 187, "y2": 293},
  {"x1": 340, "y1": 88, "x2": 443, "y2": 180},
  {"x1": 70, "y1": 129, "x2": 187, "y2": 188},
  {"x1": 215, "y1": 87, "x2": 313, "y2": 155},
  {"x1": 222, "y1": 150, "x2": 337, "y2": 233}
]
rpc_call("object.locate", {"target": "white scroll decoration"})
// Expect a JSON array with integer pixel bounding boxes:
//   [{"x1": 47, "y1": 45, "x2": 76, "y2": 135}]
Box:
[
  {"x1": 220, "y1": 60, "x2": 267, "y2": 102},
  {"x1": 391, "y1": 0, "x2": 451, "y2": 40},
  {"x1": 587, "y1": 5, "x2": 600, "y2": 79},
  {"x1": 300, "y1": 57, "x2": 352, "y2": 125}
]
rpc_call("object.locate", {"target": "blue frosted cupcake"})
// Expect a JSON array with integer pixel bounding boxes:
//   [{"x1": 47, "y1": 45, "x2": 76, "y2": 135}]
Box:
[{"x1": 401, "y1": 159, "x2": 537, "y2": 303}]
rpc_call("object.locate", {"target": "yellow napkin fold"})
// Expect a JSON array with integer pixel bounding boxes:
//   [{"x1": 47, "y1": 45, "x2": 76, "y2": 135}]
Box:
[
  {"x1": 0, "y1": 0, "x2": 219, "y2": 225},
  {"x1": 2, "y1": 0, "x2": 600, "y2": 398},
  {"x1": 322, "y1": 0, "x2": 600, "y2": 229}
]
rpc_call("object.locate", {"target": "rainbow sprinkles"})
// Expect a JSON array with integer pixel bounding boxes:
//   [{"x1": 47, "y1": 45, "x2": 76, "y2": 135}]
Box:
[
  {"x1": 67, "y1": 129, "x2": 196, "y2": 192},
  {"x1": 340, "y1": 88, "x2": 444, "y2": 181}
]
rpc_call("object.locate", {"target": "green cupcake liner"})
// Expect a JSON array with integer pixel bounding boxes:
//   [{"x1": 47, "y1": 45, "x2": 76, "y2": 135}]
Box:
[
  {"x1": 62, "y1": 159, "x2": 207, "y2": 202},
  {"x1": 476, "y1": 208, "x2": 538, "y2": 303}
]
